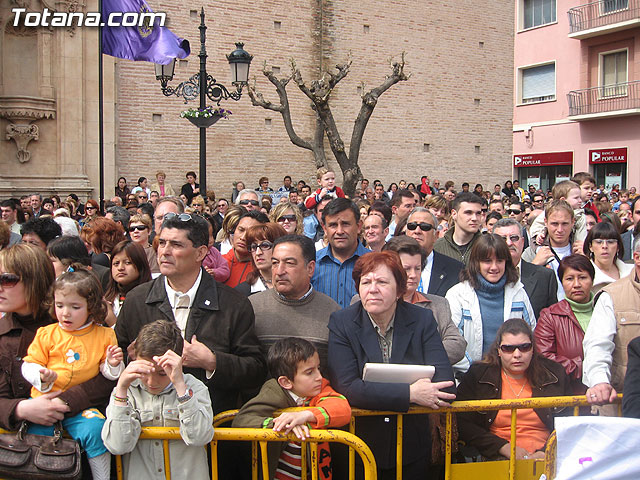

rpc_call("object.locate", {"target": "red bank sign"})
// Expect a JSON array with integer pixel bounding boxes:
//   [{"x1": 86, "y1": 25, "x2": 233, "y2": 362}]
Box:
[
  {"x1": 589, "y1": 148, "x2": 627, "y2": 164},
  {"x1": 513, "y1": 151, "x2": 573, "y2": 167}
]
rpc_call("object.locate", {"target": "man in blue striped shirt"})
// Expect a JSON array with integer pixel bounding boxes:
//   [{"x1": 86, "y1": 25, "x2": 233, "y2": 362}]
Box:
[{"x1": 312, "y1": 198, "x2": 371, "y2": 308}]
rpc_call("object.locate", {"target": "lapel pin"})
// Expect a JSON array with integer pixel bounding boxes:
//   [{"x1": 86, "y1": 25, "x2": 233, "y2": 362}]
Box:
[
  {"x1": 204, "y1": 300, "x2": 210, "y2": 306},
  {"x1": 439, "y1": 274, "x2": 444, "y2": 280}
]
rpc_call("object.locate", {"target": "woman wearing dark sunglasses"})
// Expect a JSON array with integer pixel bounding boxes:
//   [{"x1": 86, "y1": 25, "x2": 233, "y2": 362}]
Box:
[
  {"x1": 0, "y1": 244, "x2": 114, "y2": 430},
  {"x1": 235, "y1": 223, "x2": 286, "y2": 296},
  {"x1": 456, "y1": 318, "x2": 571, "y2": 461}
]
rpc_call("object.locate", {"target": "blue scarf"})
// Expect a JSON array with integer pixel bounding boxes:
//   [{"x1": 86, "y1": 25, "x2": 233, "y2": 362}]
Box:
[{"x1": 476, "y1": 274, "x2": 506, "y2": 355}]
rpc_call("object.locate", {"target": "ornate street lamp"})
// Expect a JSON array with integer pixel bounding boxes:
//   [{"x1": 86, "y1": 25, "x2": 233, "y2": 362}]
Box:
[{"x1": 155, "y1": 8, "x2": 252, "y2": 194}]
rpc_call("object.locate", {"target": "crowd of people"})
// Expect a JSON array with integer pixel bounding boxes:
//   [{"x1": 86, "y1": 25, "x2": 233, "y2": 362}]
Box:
[{"x1": 0, "y1": 167, "x2": 639, "y2": 479}]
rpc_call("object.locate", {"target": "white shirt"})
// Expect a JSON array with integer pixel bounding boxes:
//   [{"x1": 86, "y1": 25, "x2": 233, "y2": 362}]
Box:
[
  {"x1": 418, "y1": 251, "x2": 435, "y2": 294},
  {"x1": 386, "y1": 221, "x2": 397, "y2": 241},
  {"x1": 164, "y1": 269, "x2": 203, "y2": 333},
  {"x1": 582, "y1": 292, "x2": 616, "y2": 388},
  {"x1": 164, "y1": 270, "x2": 215, "y2": 378},
  {"x1": 549, "y1": 243, "x2": 572, "y2": 300}
]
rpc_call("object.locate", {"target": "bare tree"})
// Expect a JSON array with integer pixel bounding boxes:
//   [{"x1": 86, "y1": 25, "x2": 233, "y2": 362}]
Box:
[{"x1": 247, "y1": 54, "x2": 409, "y2": 196}]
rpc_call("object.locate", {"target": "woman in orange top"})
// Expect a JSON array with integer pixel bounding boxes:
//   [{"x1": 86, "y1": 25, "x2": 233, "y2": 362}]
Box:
[{"x1": 456, "y1": 318, "x2": 572, "y2": 460}]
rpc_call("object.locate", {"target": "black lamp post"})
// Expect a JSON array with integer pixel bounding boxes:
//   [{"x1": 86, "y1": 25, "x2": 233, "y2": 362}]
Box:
[{"x1": 155, "y1": 8, "x2": 252, "y2": 195}]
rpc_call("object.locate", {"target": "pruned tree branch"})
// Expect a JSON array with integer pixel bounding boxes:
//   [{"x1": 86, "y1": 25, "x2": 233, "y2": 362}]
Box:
[
  {"x1": 249, "y1": 54, "x2": 408, "y2": 196},
  {"x1": 349, "y1": 52, "x2": 409, "y2": 164}
]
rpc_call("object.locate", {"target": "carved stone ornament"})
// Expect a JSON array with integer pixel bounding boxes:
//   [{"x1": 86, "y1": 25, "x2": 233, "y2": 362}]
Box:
[
  {"x1": 0, "y1": 96, "x2": 55, "y2": 163},
  {"x1": 6, "y1": 123, "x2": 39, "y2": 163}
]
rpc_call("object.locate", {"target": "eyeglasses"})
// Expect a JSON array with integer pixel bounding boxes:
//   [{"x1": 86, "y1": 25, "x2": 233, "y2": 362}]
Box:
[
  {"x1": 249, "y1": 240, "x2": 274, "y2": 252},
  {"x1": 129, "y1": 225, "x2": 148, "y2": 232},
  {"x1": 277, "y1": 214, "x2": 297, "y2": 223},
  {"x1": 406, "y1": 222, "x2": 434, "y2": 232},
  {"x1": 499, "y1": 343, "x2": 532, "y2": 354},
  {"x1": 498, "y1": 234, "x2": 521, "y2": 243},
  {"x1": 163, "y1": 213, "x2": 193, "y2": 222},
  {"x1": 239, "y1": 199, "x2": 260, "y2": 207},
  {"x1": 507, "y1": 209, "x2": 522, "y2": 215},
  {"x1": 0, "y1": 273, "x2": 20, "y2": 288},
  {"x1": 592, "y1": 239, "x2": 618, "y2": 246}
]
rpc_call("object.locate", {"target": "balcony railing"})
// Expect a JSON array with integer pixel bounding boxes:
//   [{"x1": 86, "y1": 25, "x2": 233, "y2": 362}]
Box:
[
  {"x1": 567, "y1": 80, "x2": 640, "y2": 117},
  {"x1": 568, "y1": 0, "x2": 640, "y2": 35}
]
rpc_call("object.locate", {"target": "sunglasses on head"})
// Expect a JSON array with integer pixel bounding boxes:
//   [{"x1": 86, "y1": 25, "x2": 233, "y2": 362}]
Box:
[
  {"x1": 406, "y1": 222, "x2": 434, "y2": 232},
  {"x1": 163, "y1": 212, "x2": 194, "y2": 222},
  {"x1": 249, "y1": 240, "x2": 274, "y2": 252},
  {"x1": 499, "y1": 342, "x2": 532, "y2": 354},
  {"x1": 0, "y1": 273, "x2": 20, "y2": 288},
  {"x1": 239, "y1": 199, "x2": 260, "y2": 206},
  {"x1": 277, "y1": 214, "x2": 297, "y2": 223},
  {"x1": 129, "y1": 225, "x2": 148, "y2": 232}
]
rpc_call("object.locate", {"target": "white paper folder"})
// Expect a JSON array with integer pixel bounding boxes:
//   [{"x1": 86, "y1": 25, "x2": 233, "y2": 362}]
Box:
[{"x1": 362, "y1": 363, "x2": 435, "y2": 384}]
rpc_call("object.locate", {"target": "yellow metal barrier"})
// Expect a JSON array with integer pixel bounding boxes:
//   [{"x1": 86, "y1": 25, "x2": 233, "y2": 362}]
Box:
[{"x1": 114, "y1": 426, "x2": 376, "y2": 480}]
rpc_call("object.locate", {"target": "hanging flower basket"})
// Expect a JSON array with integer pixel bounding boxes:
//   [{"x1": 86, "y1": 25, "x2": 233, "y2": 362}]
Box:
[{"x1": 180, "y1": 106, "x2": 232, "y2": 128}]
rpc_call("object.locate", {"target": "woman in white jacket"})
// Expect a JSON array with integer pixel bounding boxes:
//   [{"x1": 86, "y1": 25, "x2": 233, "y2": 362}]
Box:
[
  {"x1": 446, "y1": 234, "x2": 536, "y2": 374},
  {"x1": 583, "y1": 221, "x2": 634, "y2": 294}
]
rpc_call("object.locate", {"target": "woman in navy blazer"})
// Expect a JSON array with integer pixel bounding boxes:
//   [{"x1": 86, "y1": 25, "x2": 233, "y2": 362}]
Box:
[{"x1": 327, "y1": 251, "x2": 455, "y2": 478}]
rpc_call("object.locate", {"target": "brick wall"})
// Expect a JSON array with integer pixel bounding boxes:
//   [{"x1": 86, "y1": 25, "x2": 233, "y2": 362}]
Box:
[{"x1": 114, "y1": 0, "x2": 515, "y2": 198}]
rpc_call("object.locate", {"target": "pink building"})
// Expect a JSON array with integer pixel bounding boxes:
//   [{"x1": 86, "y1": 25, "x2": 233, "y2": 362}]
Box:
[{"x1": 513, "y1": 0, "x2": 640, "y2": 192}]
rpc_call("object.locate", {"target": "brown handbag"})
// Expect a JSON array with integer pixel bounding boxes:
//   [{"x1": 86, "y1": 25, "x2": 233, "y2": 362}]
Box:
[{"x1": 0, "y1": 421, "x2": 82, "y2": 480}]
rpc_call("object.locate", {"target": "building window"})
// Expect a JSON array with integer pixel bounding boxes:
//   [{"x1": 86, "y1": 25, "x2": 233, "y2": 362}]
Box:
[
  {"x1": 520, "y1": 63, "x2": 556, "y2": 104},
  {"x1": 601, "y1": 50, "x2": 627, "y2": 96},
  {"x1": 602, "y1": 0, "x2": 628, "y2": 14},
  {"x1": 522, "y1": 0, "x2": 556, "y2": 29}
]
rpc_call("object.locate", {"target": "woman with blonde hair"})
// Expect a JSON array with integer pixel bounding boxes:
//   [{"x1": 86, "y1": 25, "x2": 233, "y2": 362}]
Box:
[
  {"x1": 128, "y1": 213, "x2": 159, "y2": 274},
  {"x1": 216, "y1": 204, "x2": 244, "y2": 254},
  {"x1": 269, "y1": 201, "x2": 303, "y2": 235},
  {"x1": 425, "y1": 194, "x2": 450, "y2": 238},
  {"x1": 150, "y1": 170, "x2": 175, "y2": 198}
]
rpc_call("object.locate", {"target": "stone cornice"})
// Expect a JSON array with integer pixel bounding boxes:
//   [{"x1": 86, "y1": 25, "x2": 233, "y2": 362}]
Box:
[{"x1": 0, "y1": 95, "x2": 56, "y2": 121}]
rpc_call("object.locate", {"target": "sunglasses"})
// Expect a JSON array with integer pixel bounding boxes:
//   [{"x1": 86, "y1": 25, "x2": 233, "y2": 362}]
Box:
[
  {"x1": 498, "y1": 234, "x2": 521, "y2": 243},
  {"x1": 0, "y1": 273, "x2": 20, "y2": 288},
  {"x1": 85, "y1": 206, "x2": 97, "y2": 211},
  {"x1": 239, "y1": 199, "x2": 260, "y2": 207},
  {"x1": 406, "y1": 222, "x2": 434, "y2": 232},
  {"x1": 249, "y1": 240, "x2": 274, "y2": 252},
  {"x1": 129, "y1": 225, "x2": 148, "y2": 232},
  {"x1": 481, "y1": 208, "x2": 488, "y2": 213},
  {"x1": 277, "y1": 214, "x2": 297, "y2": 223},
  {"x1": 507, "y1": 209, "x2": 522, "y2": 215},
  {"x1": 163, "y1": 213, "x2": 194, "y2": 222},
  {"x1": 499, "y1": 343, "x2": 532, "y2": 354}
]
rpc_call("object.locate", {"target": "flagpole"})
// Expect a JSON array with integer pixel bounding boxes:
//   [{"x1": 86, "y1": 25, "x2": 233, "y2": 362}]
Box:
[{"x1": 98, "y1": 0, "x2": 105, "y2": 211}]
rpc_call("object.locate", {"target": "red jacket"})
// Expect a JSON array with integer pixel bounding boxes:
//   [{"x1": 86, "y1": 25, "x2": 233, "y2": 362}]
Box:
[
  {"x1": 534, "y1": 300, "x2": 586, "y2": 394},
  {"x1": 304, "y1": 187, "x2": 345, "y2": 209}
]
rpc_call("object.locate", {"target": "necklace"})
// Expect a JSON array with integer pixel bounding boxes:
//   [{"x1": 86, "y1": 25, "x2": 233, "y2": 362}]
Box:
[{"x1": 502, "y1": 369, "x2": 527, "y2": 398}]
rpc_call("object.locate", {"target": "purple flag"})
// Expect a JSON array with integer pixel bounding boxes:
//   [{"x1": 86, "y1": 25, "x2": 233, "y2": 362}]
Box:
[{"x1": 101, "y1": 0, "x2": 190, "y2": 64}]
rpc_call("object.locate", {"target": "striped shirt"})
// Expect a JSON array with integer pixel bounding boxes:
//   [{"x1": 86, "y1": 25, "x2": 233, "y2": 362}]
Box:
[{"x1": 312, "y1": 242, "x2": 371, "y2": 309}]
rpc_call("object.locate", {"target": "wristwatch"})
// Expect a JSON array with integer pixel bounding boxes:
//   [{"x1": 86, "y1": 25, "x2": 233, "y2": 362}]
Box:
[{"x1": 177, "y1": 388, "x2": 193, "y2": 403}]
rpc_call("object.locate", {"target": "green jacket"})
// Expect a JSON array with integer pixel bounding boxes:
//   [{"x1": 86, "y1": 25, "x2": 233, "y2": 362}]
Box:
[{"x1": 433, "y1": 227, "x2": 482, "y2": 266}]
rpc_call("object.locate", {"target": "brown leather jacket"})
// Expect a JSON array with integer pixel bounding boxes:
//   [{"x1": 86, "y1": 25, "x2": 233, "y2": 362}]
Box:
[
  {"x1": 534, "y1": 300, "x2": 586, "y2": 394},
  {"x1": 0, "y1": 312, "x2": 115, "y2": 430}
]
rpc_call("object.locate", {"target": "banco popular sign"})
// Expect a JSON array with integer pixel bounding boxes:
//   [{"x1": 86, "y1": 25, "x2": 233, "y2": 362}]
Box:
[
  {"x1": 513, "y1": 151, "x2": 573, "y2": 167},
  {"x1": 589, "y1": 148, "x2": 627, "y2": 164}
]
